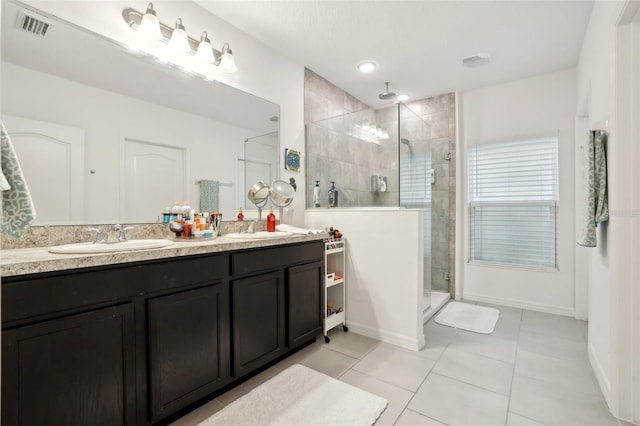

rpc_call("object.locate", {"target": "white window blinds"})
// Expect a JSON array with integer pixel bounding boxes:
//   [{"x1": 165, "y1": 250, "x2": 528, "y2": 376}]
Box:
[
  {"x1": 400, "y1": 152, "x2": 431, "y2": 256},
  {"x1": 468, "y1": 137, "x2": 559, "y2": 269}
]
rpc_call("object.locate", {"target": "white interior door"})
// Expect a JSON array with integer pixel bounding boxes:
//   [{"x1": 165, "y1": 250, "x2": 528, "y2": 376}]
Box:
[
  {"x1": 122, "y1": 138, "x2": 185, "y2": 223},
  {"x1": 2, "y1": 115, "x2": 85, "y2": 224}
]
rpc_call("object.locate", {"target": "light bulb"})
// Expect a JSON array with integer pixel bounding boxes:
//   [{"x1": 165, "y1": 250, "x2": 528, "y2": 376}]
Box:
[
  {"x1": 358, "y1": 62, "x2": 376, "y2": 73},
  {"x1": 195, "y1": 32, "x2": 215, "y2": 63},
  {"x1": 219, "y1": 43, "x2": 237, "y2": 73},
  {"x1": 169, "y1": 18, "x2": 190, "y2": 53},
  {"x1": 138, "y1": 3, "x2": 162, "y2": 40}
]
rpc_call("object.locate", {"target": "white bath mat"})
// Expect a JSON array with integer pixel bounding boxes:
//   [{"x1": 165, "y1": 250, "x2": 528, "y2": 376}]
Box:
[
  {"x1": 435, "y1": 302, "x2": 500, "y2": 334},
  {"x1": 197, "y1": 364, "x2": 387, "y2": 426}
]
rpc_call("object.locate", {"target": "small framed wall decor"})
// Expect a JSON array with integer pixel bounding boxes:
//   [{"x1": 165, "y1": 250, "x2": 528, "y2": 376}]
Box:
[{"x1": 284, "y1": 148, "x2": 301, "y2": 172}]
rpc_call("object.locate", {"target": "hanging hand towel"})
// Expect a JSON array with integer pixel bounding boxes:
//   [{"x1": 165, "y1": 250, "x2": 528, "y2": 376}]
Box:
[
  {"x1": 199, "y1": 180, "x2": 219, "y2": 213},
  {"x1": 1, "y1": 122, "x2": 37, "y2": 238},
  {"x1": 577, "y1": 130, "x2": 608, "y2": 247}
]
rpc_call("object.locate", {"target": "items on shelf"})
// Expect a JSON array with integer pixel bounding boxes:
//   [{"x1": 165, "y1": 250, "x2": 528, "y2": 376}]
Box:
[{"x1": 323, "y1": 238, "x2": 347, "y2": 343}]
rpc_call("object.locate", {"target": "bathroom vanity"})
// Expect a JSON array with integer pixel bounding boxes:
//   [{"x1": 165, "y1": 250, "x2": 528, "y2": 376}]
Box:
[{"x1": 1, "y1": 236, "x2": 324, "y2": 425}]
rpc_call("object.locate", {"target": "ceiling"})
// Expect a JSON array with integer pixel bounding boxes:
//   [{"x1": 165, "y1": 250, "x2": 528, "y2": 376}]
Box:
[{"x1": 197, "y1": 0, "x2": 594, "y2": 108}]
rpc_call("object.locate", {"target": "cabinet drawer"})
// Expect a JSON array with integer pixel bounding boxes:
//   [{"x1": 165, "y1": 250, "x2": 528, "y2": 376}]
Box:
[
  {"x1": 231, "y1": 241, "x2": 323, "y2": 276},
  {"x1": 2, "y1": 254, "x2": 228, "y2": 325}
]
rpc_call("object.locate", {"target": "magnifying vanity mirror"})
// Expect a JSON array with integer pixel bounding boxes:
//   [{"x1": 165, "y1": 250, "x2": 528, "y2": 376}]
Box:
[{"x1": 0, "y1": 0, "x2": 280, "y2": 226}]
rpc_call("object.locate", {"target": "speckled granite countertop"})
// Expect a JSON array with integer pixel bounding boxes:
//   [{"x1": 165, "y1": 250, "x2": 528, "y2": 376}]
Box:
[{"x1": 1, "y1": 234, "x2": 325, "y2": 277}]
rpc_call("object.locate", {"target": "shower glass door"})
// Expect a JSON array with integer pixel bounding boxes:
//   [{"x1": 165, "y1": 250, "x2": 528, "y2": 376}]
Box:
[{"x1": 398, "y1": 104, "x2": 451, "y2": 307}]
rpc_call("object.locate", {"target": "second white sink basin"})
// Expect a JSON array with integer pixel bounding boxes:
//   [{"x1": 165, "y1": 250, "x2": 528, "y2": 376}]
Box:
[
  {"x1": 224, "y1": 231, "x2": 292, "y2": 240},
  {"x1": 49, "y1": 239, "x2": 174, "y2": 254}
]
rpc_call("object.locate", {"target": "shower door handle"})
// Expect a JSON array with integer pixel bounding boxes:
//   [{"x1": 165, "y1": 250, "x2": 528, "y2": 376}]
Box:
[{"x1": 430, "y1": 169, "x2": 435, "y2": 185}]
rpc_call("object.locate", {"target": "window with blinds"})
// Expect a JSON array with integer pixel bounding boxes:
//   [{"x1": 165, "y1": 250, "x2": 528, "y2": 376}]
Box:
[
  {"x1": 400, "y1": 151, "x2": 431, "y2": 256},
  {"x1": 468, "y1": 137, "x2": 559, "y2": 269}
]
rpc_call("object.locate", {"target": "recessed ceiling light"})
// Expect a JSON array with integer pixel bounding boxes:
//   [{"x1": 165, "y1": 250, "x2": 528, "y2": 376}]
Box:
[
  {"x1": 396, "y1": 94, "x2": 409, "y2": 102},
  {"x1": 358, "y1": 62, "x2": 377, "y2": 73},
  {"x1": 462, "y1": 52, "x2": 491, "y2": 68}
]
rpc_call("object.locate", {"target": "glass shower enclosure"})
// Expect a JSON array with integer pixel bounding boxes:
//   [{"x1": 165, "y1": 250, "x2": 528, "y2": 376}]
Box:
[{"x1": 306, "y1": 103, "x2": 451, "y2": 311}]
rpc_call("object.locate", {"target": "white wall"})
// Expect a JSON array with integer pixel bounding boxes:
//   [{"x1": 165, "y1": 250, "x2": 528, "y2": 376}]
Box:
[
  {"x1": 575, "y1": 0, "x2": 620, "y2": 404},
  {"x1": 22, "y1": 0, "x2": 307, "y2": 225},
  {"x1": 305, "y1": 209, "x2": 425, "y2": 351},
  {"x1": 576, "y1": 1, "x2": 640, "y2": 421},
  {"x1": 459, "y1": 69, "x2": 577, "y2": 315}
]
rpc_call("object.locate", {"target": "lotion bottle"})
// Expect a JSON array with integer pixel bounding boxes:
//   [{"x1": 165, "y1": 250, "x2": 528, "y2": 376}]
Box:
[
  {"x1": 182, "y1": 201, "x2": 191, "y2": 221},
  {"x1": 266, "y1": 206, "x2": 276, "y2": 232},
  {"x1": 313, "y1": 181, "x2": 321, "y2": 207},
  {"x1": 237, "y1": 207, "x2": 244, "y2": 221},
  {"x1": 328, "y1": 181, "x2": 338, "y2": 207}
]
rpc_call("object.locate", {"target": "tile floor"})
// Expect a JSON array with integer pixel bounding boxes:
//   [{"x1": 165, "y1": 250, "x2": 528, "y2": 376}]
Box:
[{"x1": 172, "y1": 301, "x2": 619, "y2": 426}]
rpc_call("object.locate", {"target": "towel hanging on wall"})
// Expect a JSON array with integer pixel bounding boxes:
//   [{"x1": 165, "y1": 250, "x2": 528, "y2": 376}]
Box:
[
  {"x1": 1, "y1": 122, "x2": 37, "y2": 238},
  {"x1": 577, "y1": 130, "x2": 609, "y2": 247},
  {"x1": 199, "y1": 179, "x2": 220, "y2": 213}
]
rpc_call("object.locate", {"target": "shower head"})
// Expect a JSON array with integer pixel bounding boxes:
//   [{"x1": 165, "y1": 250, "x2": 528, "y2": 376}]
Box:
[
  {"x1": 378, "y1": 82, "x2": 397, "y2": 100},
  {"x1": 400, "y1": 138, "x2": 414, "y2": 155}
]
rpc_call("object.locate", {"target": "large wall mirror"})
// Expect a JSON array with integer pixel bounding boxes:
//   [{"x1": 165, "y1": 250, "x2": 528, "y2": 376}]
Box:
[{"x1": 0, "y1": 0, "x2": 279, "y2": 225}]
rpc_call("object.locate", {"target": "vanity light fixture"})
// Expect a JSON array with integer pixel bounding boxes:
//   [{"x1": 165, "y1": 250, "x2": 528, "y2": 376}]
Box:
[
  {"x1": 168, "y1": 18, "x2": 190, "y2": 53},
  {"x1": 396, "y1": 94, "x2": 409, "y2": 102},
  {"x1": 122, "y1": 4, "x2": 237, "y2": 73},
  {"x1": 138, "y1": 3, "x2": 162, "y2": 40},
  {"x1": 195, "y1": 32, "x2": 215, "y2": 63},
  {"x1": 219, "y1": 43, "x2": 237, "y2": 73}
]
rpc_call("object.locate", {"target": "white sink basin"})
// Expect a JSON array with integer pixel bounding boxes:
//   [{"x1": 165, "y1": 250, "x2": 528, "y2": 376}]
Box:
[
  {"x1": 49, "y1": 239, "x2": 174, "y2": 254},
  {"x1": 224, "y1": 231, "x2": 292, "y2": 240}
]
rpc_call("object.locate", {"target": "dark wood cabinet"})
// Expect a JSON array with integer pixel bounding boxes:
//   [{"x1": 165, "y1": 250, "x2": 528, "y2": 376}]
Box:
[
  {"x1": 1, "y1": 240, "x2": 324, "y2": 425},
  {"x1": 231, "y1": 271, "x2": 285, "y2": 378},
  {"x1": 287, "y1": 261, "x2": 324, "y2": 348},
  {"x1": 2, "y1": 303, "x2": 136, "y2": 426},
  {"x1": 147, "y1": 283, "x2": 230, "y2": 423}
]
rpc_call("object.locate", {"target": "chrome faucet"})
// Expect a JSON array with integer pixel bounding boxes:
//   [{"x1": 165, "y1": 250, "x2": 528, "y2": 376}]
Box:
[
  {"x1": 114, "y1": 224, "x2": 134, "y2": 242},
  {"x1": 85, "y1": 227, "x2": 107, "y2": 244}
]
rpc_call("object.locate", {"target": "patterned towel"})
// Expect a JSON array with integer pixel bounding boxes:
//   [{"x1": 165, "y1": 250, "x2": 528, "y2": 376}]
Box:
[
  {"x1": 1, "y1": 122, "x2": 36, "y2": 238},
  {"x1": 199, "y1": 180, "x2": 219, "y2": 213},
  {"x1": 577, "y1": 130, "x2": 608, "y2": 247}
]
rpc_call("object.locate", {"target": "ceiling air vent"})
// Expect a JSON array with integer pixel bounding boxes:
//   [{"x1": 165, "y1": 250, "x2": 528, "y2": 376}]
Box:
[{"x1": 19, "y1": 12, "x2": 51, "y2": 37}]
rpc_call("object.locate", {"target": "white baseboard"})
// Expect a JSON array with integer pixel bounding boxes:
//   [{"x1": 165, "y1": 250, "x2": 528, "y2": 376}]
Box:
[
  {"x1": 346, "y1": 321, "x2": 424, "y2": 351},
  {"x1": 463, "y1": 292, "x2": 575, "y2": 317},
  {"x1": 588, "y1": 342, "x2": 612, "y2": 409}
]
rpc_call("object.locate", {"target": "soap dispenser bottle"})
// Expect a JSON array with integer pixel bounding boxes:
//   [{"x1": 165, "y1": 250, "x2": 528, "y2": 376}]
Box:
[
  {"x1": 237, "y1": 207, "x2": 244, "y2": 221},
  {"x1": 266, "y1": 206, "x2": 276, "y2": 232},
  {"x1": 328, "y1": 181, "x2": 339, "y2": 207},
  {"x1": 313, "y1": 180, "x2": 321, "y2": 207}
]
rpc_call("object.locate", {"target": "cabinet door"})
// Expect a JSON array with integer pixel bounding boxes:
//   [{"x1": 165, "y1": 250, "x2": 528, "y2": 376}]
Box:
[
  {"x1": 147, "y1": 283, "x2": 230, "y2": 423},
  {"x1": 232, "y1": 271, "x2": 285, "y2": 378},
  {"x1": 287, "y1": 261, "x2": 323, "y2": 348},
  {"x1": 2, "y1": 303, "x2": 135, "y2": 426}
]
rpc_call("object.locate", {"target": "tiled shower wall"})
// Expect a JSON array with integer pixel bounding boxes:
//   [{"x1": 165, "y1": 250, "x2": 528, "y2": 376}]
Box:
[
  {"x1": 304, "y1": 69, "x2": 392, "y2": 207},
  {"x1": 304, "y1": 69, "x2": 457, "y2": 294}
]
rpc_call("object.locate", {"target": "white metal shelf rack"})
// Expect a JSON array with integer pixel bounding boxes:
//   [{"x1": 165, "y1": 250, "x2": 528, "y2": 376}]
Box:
[{"x1": 323, "y1": 239, "x2": 347, "y2": 343}]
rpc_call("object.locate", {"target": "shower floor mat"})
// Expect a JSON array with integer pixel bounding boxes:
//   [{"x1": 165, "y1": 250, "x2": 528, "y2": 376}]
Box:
[{"x1": 435, "y1": 302, "x2": 499, "y2": 334}]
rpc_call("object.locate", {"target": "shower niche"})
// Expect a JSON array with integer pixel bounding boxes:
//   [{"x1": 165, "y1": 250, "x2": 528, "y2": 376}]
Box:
[{"x1": 371, "y1": 174, "x2": 388, "y2": 192}]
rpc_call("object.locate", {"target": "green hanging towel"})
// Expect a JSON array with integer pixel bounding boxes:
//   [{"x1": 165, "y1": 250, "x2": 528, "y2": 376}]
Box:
[
  {"x1": 1, "y1": 122, "x2": 37, "y2": 238},
  {"x1": 577, "y1": 130, "x2": 609, "y2": 247}
]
